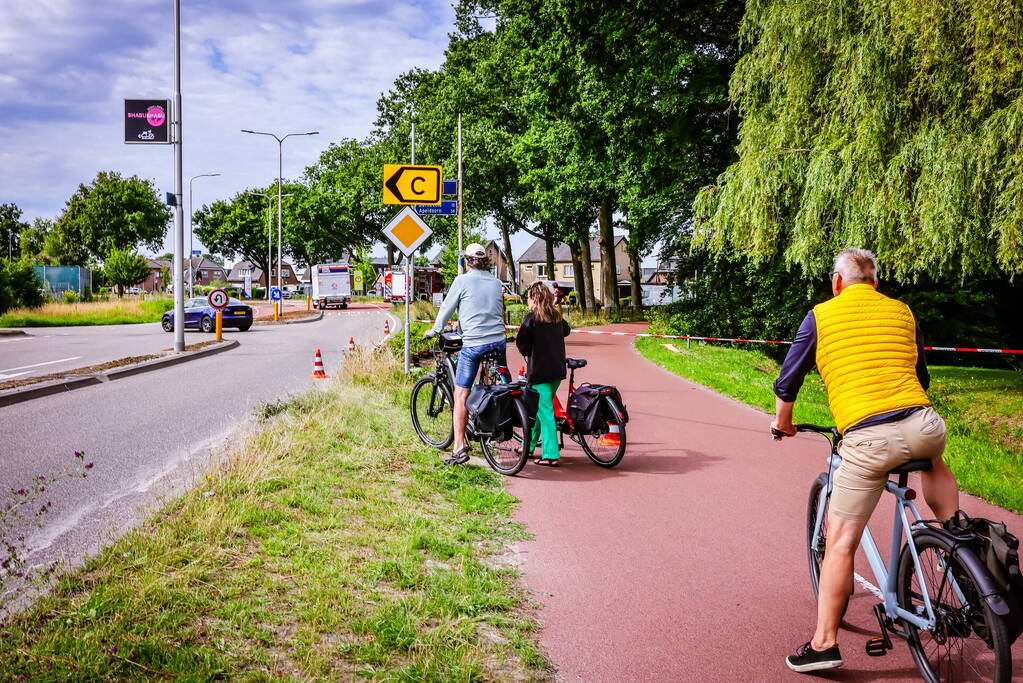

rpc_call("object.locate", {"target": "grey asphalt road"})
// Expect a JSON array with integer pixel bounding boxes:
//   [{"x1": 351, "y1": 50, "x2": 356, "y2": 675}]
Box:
[
  {"x1": 0, "y1": 301, "x2": 312, "y2": 380},
  {"x1": 0, "y1": 303, "x2": 399, "y2": 584}
]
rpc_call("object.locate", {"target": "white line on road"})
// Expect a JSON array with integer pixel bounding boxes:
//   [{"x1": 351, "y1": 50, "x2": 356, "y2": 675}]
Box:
[
  {"x1": 0, "y1": 337, "x2": 33, "y2": 343},
  {"x1": 0, "y1": 371, "x2": 30, "y2": 379},
  {"x1": 0, "y1": 356, "x2": 82, "y2": 373}
]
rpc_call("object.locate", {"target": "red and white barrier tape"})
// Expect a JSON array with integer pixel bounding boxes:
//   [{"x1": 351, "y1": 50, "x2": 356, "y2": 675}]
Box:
[{"x1": 413, "y1": 320, "x2": 1023, "y2": 354}]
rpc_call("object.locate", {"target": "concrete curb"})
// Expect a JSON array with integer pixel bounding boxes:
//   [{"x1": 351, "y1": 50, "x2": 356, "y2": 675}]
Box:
[
  {"x1": 253, "y1": 310, "x2": 323, "y2": 326},
  {"x1": 0, "y1": 339, "x2": 240, "y2": 407}
]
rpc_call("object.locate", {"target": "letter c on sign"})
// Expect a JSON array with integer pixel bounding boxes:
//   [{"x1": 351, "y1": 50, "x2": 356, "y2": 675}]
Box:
[{"x1": 411, "y1": 176, "x2": 425, "y2": 195}]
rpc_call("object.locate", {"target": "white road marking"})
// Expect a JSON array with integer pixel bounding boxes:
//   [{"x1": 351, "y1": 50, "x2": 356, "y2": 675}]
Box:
[
  {"x1": 854, "y1": 572, "x2": 884, "y2": 600},
  {"x1": 0, "y1": 337, "x2": 32, "y2": 343},
  {"x1": 0, "y1": 356, "x2": 82, "y2": 373},
  {"x1": 0, "y1": 371, "x2": 31, "y2": 379}
]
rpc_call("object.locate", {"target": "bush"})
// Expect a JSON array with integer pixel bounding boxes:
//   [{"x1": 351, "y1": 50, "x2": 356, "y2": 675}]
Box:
[
  {"x1": 0, "y1": 259, "x2": 44, "y2": 314},
  {"x1": 252, "y1": 286, "x2": 266, "y2": 299},
  {"x1": 62, "y1": 290, "x2": 79, "y2": 304}
]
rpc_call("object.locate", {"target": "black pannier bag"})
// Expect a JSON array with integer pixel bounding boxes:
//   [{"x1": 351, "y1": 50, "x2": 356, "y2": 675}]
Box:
[
  {"x1": 945, "y1": 511, "x2": 1023, "y2": 644},
  {"x1": 466, "y1": 384, "x2": 517, "y2": 439},
  {"x1": 569, "y1": 383, "x2": 630, "y2": 434}
]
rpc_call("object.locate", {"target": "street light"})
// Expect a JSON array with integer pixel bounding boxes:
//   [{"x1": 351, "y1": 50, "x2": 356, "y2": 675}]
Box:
[
  {"x1": 246, "y1": 191, "x2": 293, "y2": 295},
  {"x1": 188, "y1": 172, "x2": 220, "y2": 297},
  {"x1": 240, "y1": 129, "x2": 318, "y2": 296}
]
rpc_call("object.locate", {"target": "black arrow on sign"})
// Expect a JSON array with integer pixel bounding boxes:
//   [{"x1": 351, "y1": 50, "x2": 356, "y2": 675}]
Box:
[{"x1": 384, "y1": 166, "x2": 441, "y2": 204}]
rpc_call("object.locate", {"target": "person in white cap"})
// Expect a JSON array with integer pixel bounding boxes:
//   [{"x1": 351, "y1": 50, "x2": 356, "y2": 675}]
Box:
[{"x1": 424, "y1": 243, "x2": 507, "y2": 465}]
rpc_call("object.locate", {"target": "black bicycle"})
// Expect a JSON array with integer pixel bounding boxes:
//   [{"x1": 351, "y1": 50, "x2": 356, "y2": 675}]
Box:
[{"x1": 410, "y1": 332, "x2": 530, "y2": 475}]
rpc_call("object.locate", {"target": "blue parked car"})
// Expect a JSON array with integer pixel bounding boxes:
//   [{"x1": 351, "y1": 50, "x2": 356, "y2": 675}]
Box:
[{"x1": 161, "y1": 297, "x2": 253, "y2": 333}]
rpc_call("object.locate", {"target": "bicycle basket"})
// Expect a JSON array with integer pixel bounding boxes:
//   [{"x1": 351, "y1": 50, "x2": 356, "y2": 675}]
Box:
[{"x1": 439, "y1": 332, "x2": 463, "y2": 353}]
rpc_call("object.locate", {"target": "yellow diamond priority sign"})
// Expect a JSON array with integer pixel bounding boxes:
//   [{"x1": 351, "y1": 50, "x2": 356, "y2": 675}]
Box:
[
  {"x1": 382, "y1": 207, "x2": 433, "y2": 257},
  {"x1": 382, "y1": 164, "x2": 442, "y2": 205}
]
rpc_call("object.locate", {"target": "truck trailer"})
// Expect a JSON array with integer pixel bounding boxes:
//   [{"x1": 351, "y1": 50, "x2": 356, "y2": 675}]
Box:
[{"x1": 311, "y1": 263, "x2": 352, "y2": 309}]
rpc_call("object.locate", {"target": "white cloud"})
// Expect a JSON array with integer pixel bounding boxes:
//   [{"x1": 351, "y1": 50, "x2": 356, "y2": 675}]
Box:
[{"x1": 0, "y1": 0, "x2": 456, "y2": 254}]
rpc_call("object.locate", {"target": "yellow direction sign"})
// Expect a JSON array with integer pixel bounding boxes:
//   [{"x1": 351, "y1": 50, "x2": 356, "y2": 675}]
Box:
[
  {"x1": 382, "y1": 164, "x2": 442, "y2": 205},
  {"x1": 382, "y1": 206, "x2": 433, "y2": 257}
]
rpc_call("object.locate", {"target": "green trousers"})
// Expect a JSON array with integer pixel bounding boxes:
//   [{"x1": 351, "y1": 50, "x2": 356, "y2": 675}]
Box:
[{"x1": 529, "y1": 380, "x2": 561, "y2": 460}]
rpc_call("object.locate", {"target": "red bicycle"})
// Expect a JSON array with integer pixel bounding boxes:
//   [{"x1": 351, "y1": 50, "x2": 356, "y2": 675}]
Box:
[{"x1": 520, "y1": 357, "x2": 628, "y2": 467}]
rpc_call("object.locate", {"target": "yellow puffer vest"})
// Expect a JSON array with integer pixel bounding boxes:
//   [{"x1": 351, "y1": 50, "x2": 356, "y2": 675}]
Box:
[{"x1": 813, "y1": 284, "x2": 930, "y2": 433}]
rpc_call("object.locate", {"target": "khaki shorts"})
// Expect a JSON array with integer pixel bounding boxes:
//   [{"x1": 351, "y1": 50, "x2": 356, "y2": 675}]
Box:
[{"x1": 831, "y1": 407, "x2": 947, "y2": 521}]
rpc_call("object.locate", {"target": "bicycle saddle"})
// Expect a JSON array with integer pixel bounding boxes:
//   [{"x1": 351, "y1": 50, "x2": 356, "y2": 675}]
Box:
[
  {"x1": 566, "y1": 358, "x2": 587, "y2": 369},
  {"x1": 888, "y1": 459, "x2": 932, "y2": 475}
]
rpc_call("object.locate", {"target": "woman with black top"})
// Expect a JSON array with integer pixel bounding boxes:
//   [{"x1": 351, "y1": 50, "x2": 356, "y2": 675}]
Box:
[{"x1": 515, "y1": 282, "x2": 571, "y2": 466}]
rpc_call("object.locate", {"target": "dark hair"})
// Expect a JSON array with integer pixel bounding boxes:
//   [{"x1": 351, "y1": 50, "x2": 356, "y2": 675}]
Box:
[{"x1": 466, "y1": 255, "x2": 491, "y2": 270}]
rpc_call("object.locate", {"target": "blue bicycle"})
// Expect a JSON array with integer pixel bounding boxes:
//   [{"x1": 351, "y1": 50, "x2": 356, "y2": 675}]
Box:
[{"x1": 788, "y1": 424, "x2": 1012, "y2": 682}]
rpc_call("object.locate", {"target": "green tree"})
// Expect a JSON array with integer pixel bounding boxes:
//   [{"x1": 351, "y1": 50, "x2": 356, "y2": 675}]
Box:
[
  {"x1": 0, "y1": 203, "x2": 28, "y2": 261},
  {"x1": 18, "y1": 217, "x2": 53, "y2": 264},
  {"x1": 103, "y1": 248, "x2": 150, "y2": 297},
  {"x1": 50, "y1": 171, "x2": 171, "y2": 265},
  {"x1": 0, "y1": 259, "x2": 44, "y2": 313},
  {"x1": 693, "y1": 0, "x2": 1023, "y2": 280}
]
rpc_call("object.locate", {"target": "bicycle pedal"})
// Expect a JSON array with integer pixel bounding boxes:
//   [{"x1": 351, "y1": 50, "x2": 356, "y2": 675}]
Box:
[{"x1": 865, "y1": 637, "x2": 889, "y2": 657}]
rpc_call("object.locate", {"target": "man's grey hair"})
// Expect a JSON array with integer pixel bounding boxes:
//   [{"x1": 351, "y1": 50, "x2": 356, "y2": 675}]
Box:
[
  {"x1": 833, "y1": 247, "x2": 877, "y2": 284},
  {"x1": 466, "y1": 255, "x2": 491, "y2": 270}
]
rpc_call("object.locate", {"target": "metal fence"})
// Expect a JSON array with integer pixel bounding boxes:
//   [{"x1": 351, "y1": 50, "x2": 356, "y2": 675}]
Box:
[{"x1": 33, "y1": 266, "x2": 92, "y2": 297}]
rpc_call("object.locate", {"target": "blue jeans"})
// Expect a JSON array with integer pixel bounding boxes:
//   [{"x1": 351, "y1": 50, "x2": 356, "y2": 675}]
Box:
[{"x1": 454, "y1": 341, "x2": 506, "y2": 388}]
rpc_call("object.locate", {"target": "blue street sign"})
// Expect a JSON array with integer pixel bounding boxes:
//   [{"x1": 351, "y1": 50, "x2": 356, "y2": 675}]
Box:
[
  {"x1": 414, "y1": 201, "x2": 457, "y2": 216},
  {"x1": 443, "y1": 180, "x2": 457, "y2": 195},
  {"x1": 270, "y1": 286, "x2": 282, "y2": 301},
  {"x1": 191, "y1": 250, "x2": 201, "y2": 256}
]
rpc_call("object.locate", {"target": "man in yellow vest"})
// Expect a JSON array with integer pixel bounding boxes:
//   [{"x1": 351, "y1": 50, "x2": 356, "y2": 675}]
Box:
[{"x1": 771, "y1": 247, "x2": 960, "y2": 673}]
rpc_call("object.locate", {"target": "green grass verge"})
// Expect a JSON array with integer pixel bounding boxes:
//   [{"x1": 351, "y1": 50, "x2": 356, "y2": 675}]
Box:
[
  {"x1": 0, "y1": 348, "x2": 549, "y2": 680},
  {"x1": 0, "y1": 300, "x2": 173, "y2": 327},
  {"x1": 636, "y1": 338, "x2": 1023, "y2": 513}
]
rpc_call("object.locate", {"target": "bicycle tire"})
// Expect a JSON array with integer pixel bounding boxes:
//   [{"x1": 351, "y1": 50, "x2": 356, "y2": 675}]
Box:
[
  {"x1": 806, "y1": 473, "x2": 829, "y2": 600},
  {"x1": 410, "y1": 374, "x2": 454, "y2": 449},
  {"x1": 480, "y1": 395, "x2": 530, "y2": 476},
  {"x1": 579, "y1": 396, "x2": 627, "y2": 467},
  {"x1": 897, "y1": 528, "x2": 1012, "y2": 683}
]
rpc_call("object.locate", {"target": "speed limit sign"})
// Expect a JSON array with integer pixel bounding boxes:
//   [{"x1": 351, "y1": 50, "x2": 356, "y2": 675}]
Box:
[{"x1": 208, "y1": 288, "x2": 229, "y2": 309}]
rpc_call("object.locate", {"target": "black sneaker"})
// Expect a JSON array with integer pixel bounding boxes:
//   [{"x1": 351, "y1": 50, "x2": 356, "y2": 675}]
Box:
[{"x1": 785, "y1": 641, "x2": 843, "y2": 673}]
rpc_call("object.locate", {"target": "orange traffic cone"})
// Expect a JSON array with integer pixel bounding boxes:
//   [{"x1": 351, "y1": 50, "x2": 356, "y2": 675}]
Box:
[
  {"x1": 598, "y1": 422, "x2": 621, "y2": 447},
  {"x1": 311, "y1": 348, "x2": 328, "y2": 378},
  {"x1": 383, "y1": 319, "x2": 390, "y2": 336},
  {"x1": 347, "y1": 336, "x2": 356, "y2": 352},
  {"x1": 517, "y1": 365, "x2": 526, "y2": 382}
]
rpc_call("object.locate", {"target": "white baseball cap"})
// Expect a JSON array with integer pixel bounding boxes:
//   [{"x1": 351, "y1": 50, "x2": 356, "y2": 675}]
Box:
[{"x1": 463, "y1": 243, "x2": 486, "y2": 258}]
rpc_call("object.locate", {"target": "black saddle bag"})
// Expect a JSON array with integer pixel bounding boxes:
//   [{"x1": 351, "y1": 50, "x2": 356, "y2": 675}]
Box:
[{"x1": 945, "y1": 510, "x2": 1023, "y2": 644}]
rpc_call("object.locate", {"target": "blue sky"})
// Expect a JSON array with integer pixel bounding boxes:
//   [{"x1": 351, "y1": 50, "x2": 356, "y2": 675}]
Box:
[{"x1": 0, "y1": 0, "x2": 483, "y2": 257}]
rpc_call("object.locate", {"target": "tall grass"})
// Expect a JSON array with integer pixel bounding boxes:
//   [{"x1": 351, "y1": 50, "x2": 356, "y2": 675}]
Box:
[{"x1": 0, "y1": 299, "x2": 173, "y2": 327}]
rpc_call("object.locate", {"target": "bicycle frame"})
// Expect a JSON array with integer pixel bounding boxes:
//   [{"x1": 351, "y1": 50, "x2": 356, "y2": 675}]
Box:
[{"x1": 810, "y1": 446, "x2": 966, "y2": 634}]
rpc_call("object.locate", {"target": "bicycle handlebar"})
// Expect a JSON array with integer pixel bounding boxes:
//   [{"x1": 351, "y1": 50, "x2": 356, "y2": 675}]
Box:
[{"x1": 772, "y1": 423, "x2": 840, "y2": 441}]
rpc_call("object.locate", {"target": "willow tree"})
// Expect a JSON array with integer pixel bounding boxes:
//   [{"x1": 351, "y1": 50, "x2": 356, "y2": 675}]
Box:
[{"x1": 693, "y1": 0, "x2": 1023, "y2": 280}]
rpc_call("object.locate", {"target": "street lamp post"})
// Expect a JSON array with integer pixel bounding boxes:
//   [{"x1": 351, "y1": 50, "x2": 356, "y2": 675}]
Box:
[
  {"x1": 188, "y1": 172, "x2": 220, "y2": 297},
  {"x1": 240, "y1": 129, "x2": 318, "y2": 298},
  {"x1": 247, "y1": 191, "x2": 292, "y2": 316}
]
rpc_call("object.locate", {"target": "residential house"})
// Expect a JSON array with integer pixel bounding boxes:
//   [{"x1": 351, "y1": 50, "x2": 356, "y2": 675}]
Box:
[
  {"x1": 226, "y1": 260, "x2": 300, "y2": 290},
  {"x1": 143, "y1": 258, "x2": 172, "y2": 292},
  {"x1": 185, "y1": 256, "x2": 229, "y2": 288},
  {"x1": 517, "y1": 235, "x2": 631, "y2": 302}
]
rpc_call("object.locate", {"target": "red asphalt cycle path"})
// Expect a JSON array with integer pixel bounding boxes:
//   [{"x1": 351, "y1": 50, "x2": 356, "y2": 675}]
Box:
[{"x1": 504, "y1": 322, "x2": 1023, "y2": 682}]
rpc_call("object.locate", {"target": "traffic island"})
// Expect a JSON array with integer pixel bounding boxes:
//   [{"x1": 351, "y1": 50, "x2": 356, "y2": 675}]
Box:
[
  {"x1": 0, "y1": 346, "x2": 549, "y2": 680},
  {"x1": 0, "y1": 339, "x2": 239, "y2": 406}
]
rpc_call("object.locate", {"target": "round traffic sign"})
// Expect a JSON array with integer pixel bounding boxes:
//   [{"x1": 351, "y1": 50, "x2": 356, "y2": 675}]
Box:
[
  {"x1": 270, "y1": 287, "x2": 282, "y2": 301},
  {"x1": 208, "y1": 288, "x2": 229, "y2": 309}
]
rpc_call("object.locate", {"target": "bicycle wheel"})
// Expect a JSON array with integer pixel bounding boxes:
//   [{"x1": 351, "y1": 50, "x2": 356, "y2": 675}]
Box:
[
  {"x1": 480, "y1": 396, "x2": 530, "y2": 476},
  {"x1": 896, "y1": 529, "x2": 1011, "y2": 683},
  {"x1": 806, "y1": 474, "x2": 830, "y2": 599},
  {"x1": 579, "y1": 396, "x2": 627, "y2": 467},
  {"x1": 410, "y1": 374, "x2": 454, "y2": 449}
]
